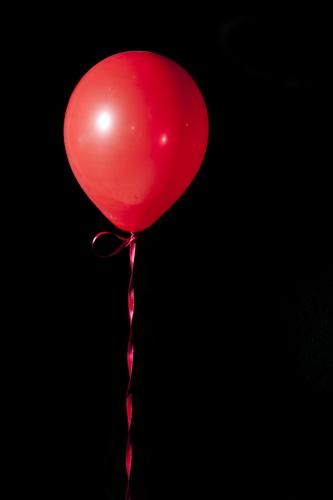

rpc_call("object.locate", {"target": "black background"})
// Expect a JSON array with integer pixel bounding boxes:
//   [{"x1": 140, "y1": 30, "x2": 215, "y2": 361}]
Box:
[{"x1": 7, "y1": 7, "x2": 332, "y2": 500}]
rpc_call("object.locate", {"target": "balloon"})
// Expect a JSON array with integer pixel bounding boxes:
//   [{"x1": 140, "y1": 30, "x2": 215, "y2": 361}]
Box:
[{"x1": 64, "y1": 51, "x2": 209, "y2": 233}]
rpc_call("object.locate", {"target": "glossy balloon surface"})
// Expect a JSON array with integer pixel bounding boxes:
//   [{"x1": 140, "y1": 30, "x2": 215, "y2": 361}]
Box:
[{"x1": 64, "y1": 51, "x2": 209, "y2": 232}]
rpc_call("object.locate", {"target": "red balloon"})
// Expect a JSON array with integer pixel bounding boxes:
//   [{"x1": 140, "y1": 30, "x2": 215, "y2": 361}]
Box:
[{"x1": 64, "y1": 51, "x2": 209, "y2": 233}]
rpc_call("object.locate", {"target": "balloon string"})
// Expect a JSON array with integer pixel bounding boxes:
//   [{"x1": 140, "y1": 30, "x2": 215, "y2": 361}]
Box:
[
  {"x1": 92, "y1": 231, "x2": 138, "y2": 500},
  {"x1": 126, "y1": 235, "x2": 136, "y2": 500}
]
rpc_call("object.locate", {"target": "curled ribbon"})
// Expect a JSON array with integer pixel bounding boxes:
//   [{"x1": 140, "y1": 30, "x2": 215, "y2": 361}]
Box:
[{"x1": 92, "y1": 231, "x2": 137, "y2": 500}]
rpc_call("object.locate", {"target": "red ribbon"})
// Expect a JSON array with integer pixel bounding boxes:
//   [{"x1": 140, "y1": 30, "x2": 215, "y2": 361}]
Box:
[{"x1": 92, "y1": 231, "x2": 137, "y2": 500}]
